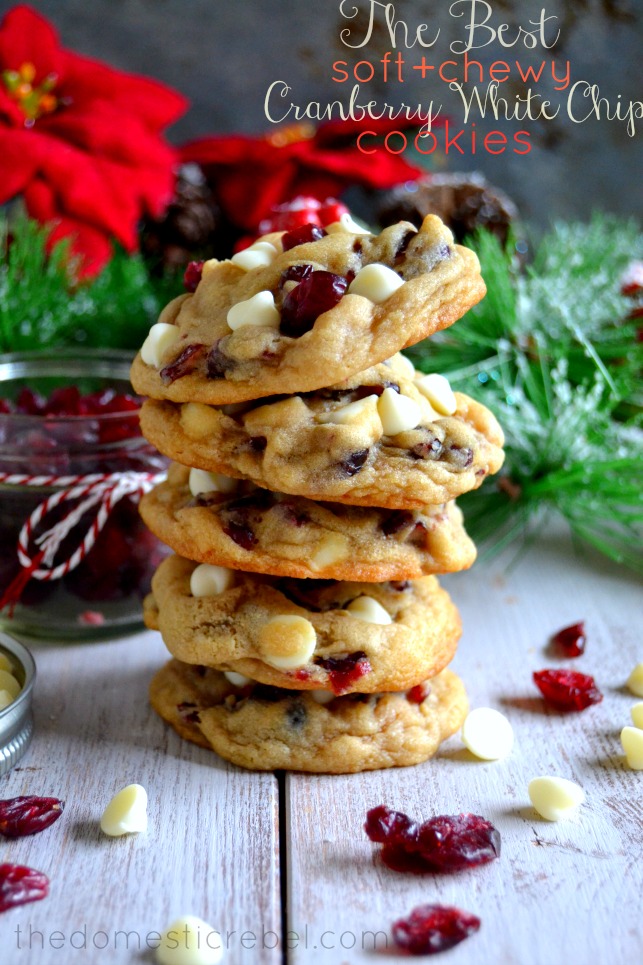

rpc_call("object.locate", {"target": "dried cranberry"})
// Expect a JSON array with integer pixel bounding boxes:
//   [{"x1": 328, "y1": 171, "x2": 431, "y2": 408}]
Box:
[
  {"x1": 365, "y1": 808, "x2": 500, "y2": 874},
  {"x1": 364, "y1": 806, "x2": 418, "y2": 845},
  {"x1": 248, "y1": 436, "x2": 267, "y2": 452},
  {"x1": 411, "y1": 437, "x2": 443, "y2": 460},
  {"x1": 0, "y1": 864, "x2": 49, "y2": 912},
  {"x1": 160, "y1": 343, "x2": 205, "y2": 384},
  {"x1": 184, "y1": 260, "x2": 204, "y2": 292},
  {"x1": 280, "y1": 264, "x2": 314, "y2": 287},
  {"x1": 533, "y1": 669, "x2": 603, "y2": 711},
  {"x1": 222, "y1": 517, "x2": 257, "y2": 551},
  {"x1": 394, "y1": 229, "x2": 415, "y2": 263},
  {"x1": 0, "y1": 796, "x2": 64, "y2": 838},
  {"x1": 286, "y1": 700, "x2": 307, "y2": 728},
  {"x1": 392, "y1": 904, "x2": 481, "y2": 955},
  {"x1": 339, "y1": 448, "x2": 369, "y2": 476},
  {"x1": 43, "y1": 386, "x2": 82, "y2": 416},
  {"x1": 281, "y1": 223, "x2": 326, "y2": 251},
  {"x1": 16, "y1": 387, "x2": 45, "y2": 415},
  {"x1": 315, "y1": 651, "x2": 371, "y2": 694},
  {"x1": 552, "y1": 621, "x2": 586, "y2": 658},
  {"x1": 407, "y1": 683, "x2": 430, "y2": 704},
  {"x1": 280, "y1": 271, "x2": 348, "y2": 338},
  {"x1": 446, "y1": 444, "x2": 473, "y2": 468}
]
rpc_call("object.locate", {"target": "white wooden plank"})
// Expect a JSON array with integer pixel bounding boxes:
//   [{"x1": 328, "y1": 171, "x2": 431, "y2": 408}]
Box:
[
  {"x1": 0, "y1": 629, "x2": 281, "y2": 965},
  {"x1": 286, "y1": 527, "x2": 643, "y2": 964}
]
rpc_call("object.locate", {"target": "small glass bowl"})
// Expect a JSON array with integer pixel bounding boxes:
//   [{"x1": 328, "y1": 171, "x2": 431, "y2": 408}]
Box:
[{"x1": 0, "y1": 348, "x2": 168, "y2": 639}]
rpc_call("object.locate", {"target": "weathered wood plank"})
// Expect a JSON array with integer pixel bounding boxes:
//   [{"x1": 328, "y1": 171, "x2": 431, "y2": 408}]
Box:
[
  {"x1": 286, "y1": 529, "x2": 643, "y2": 964},
  {"x1": 0, "y1": 630, "x2": 281, "y2": 965}
]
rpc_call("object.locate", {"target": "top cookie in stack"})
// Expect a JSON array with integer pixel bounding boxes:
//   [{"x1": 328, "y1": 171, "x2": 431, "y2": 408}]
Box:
[{"x1": 132, "y1": 213, "x2": 504, "y2": 774}]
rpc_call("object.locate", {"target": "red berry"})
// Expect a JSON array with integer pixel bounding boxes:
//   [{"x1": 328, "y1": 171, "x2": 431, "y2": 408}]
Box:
[
  {"x1": 533, "y1": 669, "x2": 603, "y2": 711},
  {"x1": 407, "y1": 683, "x2": 430, "y2": 703},
  {"x1": 315, "y1": 651, "x2": 371, "y2": 694},
  {"x1": 552, "y1": 621, "x2": 586, "y2": 657},
  {"x1": 0, "y1": 796, "x2": 64, "y2": 838},
  {"x1": 280, "y1": 271, "x2": 348, "y2": 337},
  {"x1": 183, "y1": 260, "x2": 204, "y2": 292},
  {"x1": 160, "y1": 343, "x2": 205, "y2": 384},
  {"x1": 392, "y1": 904, "x2": 481, "y2": 955},
  {"x1": 16, "y1": 387, "x2": 45, "y2": 415},
  {"x1": 281, "y1": 223, "x2": 326, "y2": 251},
  {"x1": 319, "y1": 199, "x2": 349, "y2": 224},
  {"x1": 365, "y1": 808, "x2": 500, "y2": 873},
  {"x1": 0, "y1": 864, "x2": 49, "y2": 912}
]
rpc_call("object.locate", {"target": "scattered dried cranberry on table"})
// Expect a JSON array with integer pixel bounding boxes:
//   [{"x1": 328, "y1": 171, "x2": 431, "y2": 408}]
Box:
[
  {"x1": 0, "y1": 864, "x2": 49, "y2": 913},
  {"x1": 392, "y1": 903, "x2": 481, "y2": 955},
  {"x1": 364, "y1": 806, "x2": 500, "y2": 873},
  {"x1": 551, "y1": 621, "x2": 586, "y2": 658},
  {"x1": 533, "y1": 669, "x2": 603, "y2": 711},
  {"x1": 0, "y1": 796, "x2": 64, "y2": 838}
]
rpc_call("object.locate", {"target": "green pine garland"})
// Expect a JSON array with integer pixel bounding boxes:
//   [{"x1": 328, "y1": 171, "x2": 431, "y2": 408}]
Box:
[{"x1": 409, "y1": 214, "x2": 643, "y2": 573}]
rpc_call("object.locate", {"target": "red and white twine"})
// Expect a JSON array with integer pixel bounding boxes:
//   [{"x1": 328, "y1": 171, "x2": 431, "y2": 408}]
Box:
[{"x1": 0, "y1": 470, "x2": 165, "y2": 584}]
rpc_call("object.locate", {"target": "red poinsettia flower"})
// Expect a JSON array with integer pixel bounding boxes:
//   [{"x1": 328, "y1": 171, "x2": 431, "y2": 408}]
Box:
[
  {"x1": 0, "y1": 5, "x2": 187, "y2": 274},
  {"x1": 180, "y1": 116, "x2": 429, "y2": 232}
]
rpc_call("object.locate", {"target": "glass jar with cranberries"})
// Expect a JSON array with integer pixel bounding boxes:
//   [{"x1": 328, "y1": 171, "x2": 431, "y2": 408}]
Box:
[{"x1": 0, "y1": 349, "x2": 168, "y2": 639}]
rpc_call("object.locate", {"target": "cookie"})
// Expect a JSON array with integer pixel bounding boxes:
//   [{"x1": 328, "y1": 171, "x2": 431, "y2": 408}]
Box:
[
  {"x1": 149, "y1": 659, "x2": 468, "y2": 772},
  {"x1": 143, "y1": 555, "x2": 461, "y2": 694},
  {"x1": 140, "y1": 357, "x2": 504, "y2": 509},
  {"x1": 139, "y1": 464, "x2": 477, "y2": 581},
  {"x1": 130, "y1": 215, "x2": 486, "y2": 405}
]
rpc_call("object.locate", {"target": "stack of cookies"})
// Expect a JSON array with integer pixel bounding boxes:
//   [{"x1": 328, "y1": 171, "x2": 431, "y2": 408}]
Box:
[{"x1": 130, "y1": 214, "x2": 504, "y2": 773}]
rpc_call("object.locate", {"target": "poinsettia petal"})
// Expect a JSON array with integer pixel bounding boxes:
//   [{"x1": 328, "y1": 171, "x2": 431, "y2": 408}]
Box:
[
  {"x1": 60, "y1": 51, "x2": 187, "y2": 131},
  {"x1": 0, "y1": 127, "x2": 43, "y2": 200},
  {"x1": 23, "y1": 177, "x2": 113, "y2": 276},
  {"x1": 0, "y1": 5, "x2": 64, "y2": 80}
]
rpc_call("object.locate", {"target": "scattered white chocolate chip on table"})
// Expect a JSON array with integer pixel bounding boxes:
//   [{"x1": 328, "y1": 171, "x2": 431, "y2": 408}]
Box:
[
  {"x1": 226, "y1": 290, "x2": 280, "y2": 330},
  {"x1": 258, "y1": 614, "x2": 317, "y2": 670},
  {"x1": 626, "y1": 662, "x2": 643, "y2": 697},
  {"x1": 630, "y1": 701, "x2": 643, "y2": 729},
  {"x1": 157, "y1": 915, "x2": 223, "y2": 965},
  {"x1": 528, "y1": 776, "x2": 585, "y2": 822},
  {"x1": 345, "y1": 596, "x2": 392, "y2": 626},
  {"x1": 141, "y1": 322, "x2": 180, "y2": 368},
  {"x1": 620, "y1": 726, "x2": 643, "y2": 770},
  {"x1": 100, "y1": 784, "x2": 148, "y2": 837},
  {"x1": 461, "y1": 707, "x2": 514, "y2": 761},
  {"x1": 347, "y1": 263, "x2": 404, "y2": 303},
  {"x1": 190, "y1": 563, "x2": 235, "y2": 598}
]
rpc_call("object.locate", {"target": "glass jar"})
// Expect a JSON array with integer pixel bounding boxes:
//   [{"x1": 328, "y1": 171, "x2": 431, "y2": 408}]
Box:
[{"x1": 0, "y1": 348, "x2": 168, "y2": 639}]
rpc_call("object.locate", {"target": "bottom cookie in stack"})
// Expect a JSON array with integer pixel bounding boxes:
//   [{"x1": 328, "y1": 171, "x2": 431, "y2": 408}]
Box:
[{"x1": 144, "y1": 555, "x2": 468, "y2": 772}]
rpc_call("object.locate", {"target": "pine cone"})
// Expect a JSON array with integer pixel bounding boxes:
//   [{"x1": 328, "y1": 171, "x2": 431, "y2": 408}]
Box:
[{"x1": 378, "y1": 173, "x2": 518, "y2": 247}]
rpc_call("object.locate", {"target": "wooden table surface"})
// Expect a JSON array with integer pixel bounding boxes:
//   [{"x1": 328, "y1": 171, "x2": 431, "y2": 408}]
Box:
[{"x1": 0, "y1": 525, "x2": 641, "y2": 965}]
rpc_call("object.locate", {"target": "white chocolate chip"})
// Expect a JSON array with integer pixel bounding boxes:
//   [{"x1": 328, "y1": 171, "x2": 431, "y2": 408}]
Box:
[
  {"x1": 626, "y1": 662, "x2": 643, "y2": 697},
  {"x1": 0, "y1": 669, "x2": 20, "y2": 700},
  {"x1": 318, "y1": 394, "x2": 381, "y2": 428},
  {"x1": 309, "y1": 532, "x2": 350, "y2": 570},
  {"x1": 0, "y1": 653, "x2": 15, "y2": 673},
  {"x1": 415, "y1": 373, "x2": 457, "y2": 416},
  {"x1": 630, "y1": 701, "x2": 643, "y2": 729},
  {"x1": 226, "y1": 291, "x2": 280, "y2": 330},
  {"x1": 0, "y1": 689, "x2": 14, "y2": 710},
  {"x1": 528, "y1": 776, "x2": 585, "y2": 821},
  {"x1": 377, "y1": 387, "x2": 421, "y2": 435},
  {"x1": 190, "y1": 564, "x2": 235, "y2": 598},
  {"x1": 325, "y1": 213, "x2": 372, "y2": 235},
  {"x1": 231, "y1": 241, "x2": 278, "y2": 271},
  {"x1": 621, "y1": 726, "x2": 643, "y2": 769},
  {"x1": 395, "y1": 354, "x2": 416, "y2": 378},
  {"x1": 157, "y1": 915, "x2": 223, "y2": 965},
  {"x1": 224, "y1": 671, "x2": 251, "y2": 688},
  {"x1": 188, "y1": 468, "x2": 238, "y2": 497},
  {"x1": 100, "y1": 784, "x2": 148, "y2": 837},
  {"x1": 310, "y1": 690, "x2": 335, "y2": 704},
  {"x1": 348, "y1": 263, "x2": 404, "y2": 303},
  {"x1": 258, "y1": 615, "x2": 317, "y2": 670},
  {"x1": 461, "y1": 707, "x2": 514, "y2": 761},
  {"x1": 141, "y1": 323, "x2": 180, "y2": 367},
  {"x1": 345, "y1": 596, "x2": 392, "y2": 625}
]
